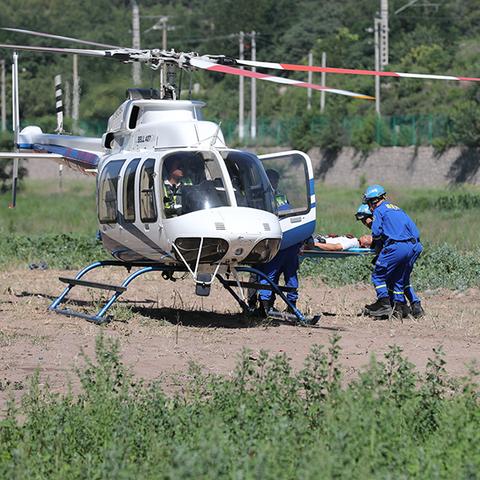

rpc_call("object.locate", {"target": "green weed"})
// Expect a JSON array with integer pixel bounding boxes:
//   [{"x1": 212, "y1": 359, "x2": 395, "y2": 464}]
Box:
[{"x1": 0, "y1": 335, "x2": 478, "y2": 478}]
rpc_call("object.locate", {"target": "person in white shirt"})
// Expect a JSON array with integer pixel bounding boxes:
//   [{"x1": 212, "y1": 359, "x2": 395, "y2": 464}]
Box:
[{"x1": 312, "y1": 234, "x2": 372, "y2": 251}]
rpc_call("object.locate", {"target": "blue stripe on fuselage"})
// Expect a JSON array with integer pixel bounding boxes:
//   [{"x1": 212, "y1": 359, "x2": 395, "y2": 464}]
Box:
[{"x1": 280, "y1": 220, "x2": 315, "y2": 250}]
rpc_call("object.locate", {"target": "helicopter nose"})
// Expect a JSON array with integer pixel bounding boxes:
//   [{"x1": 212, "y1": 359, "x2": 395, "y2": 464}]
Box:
[
  {"x1": 174, "y1": 237, "x2": 229, "y2": 264},
  {"x1": 164, "y1": 207, "x2": 282, "y2": 265}
]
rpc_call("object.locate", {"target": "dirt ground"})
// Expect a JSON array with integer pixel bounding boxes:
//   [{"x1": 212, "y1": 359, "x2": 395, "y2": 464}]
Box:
[{"x1": 1, "y1": 268, "x2": 479, "y2": 410}]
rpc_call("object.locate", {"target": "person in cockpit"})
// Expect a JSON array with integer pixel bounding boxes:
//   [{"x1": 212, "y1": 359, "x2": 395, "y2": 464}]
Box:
[
  {"x1": 265, "y1": 168, "x2": 289, "y2": 211},
  {"x1": 163, "y1": 157, "x2": 193, "y2": 217}
]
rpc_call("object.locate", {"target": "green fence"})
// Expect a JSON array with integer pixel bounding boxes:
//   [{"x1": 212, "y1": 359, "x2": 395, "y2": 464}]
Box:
[
  {"x1": 222, "y1": 115, "x2": 452, "y2": 147},
  {"x1": 11, "y1": 115, "x2": 452, "y2": 148}
]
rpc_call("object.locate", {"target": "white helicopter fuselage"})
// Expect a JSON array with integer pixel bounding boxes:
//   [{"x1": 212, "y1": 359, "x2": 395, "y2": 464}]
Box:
[
  {"x1": 18, "y1": 94, "x2": 316, "y2": 278},
  {"x1": 98, "y1": 148, "x2": 283, "y2": 268}
]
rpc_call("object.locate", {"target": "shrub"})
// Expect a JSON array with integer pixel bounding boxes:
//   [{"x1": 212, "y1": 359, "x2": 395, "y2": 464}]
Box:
[{"x1": 0, "y1": 336, "x2": 478, "y2": 478}]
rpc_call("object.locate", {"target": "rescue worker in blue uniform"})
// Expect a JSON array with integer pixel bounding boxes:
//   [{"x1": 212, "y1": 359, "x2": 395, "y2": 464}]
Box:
[
  {"x1": 255, "y1": 169, "x2": 301, "y2": 316},
  {"x1": 355, "y1": 203, "x2": 425, "y2": 318},
  {"x1": 361, "y1": 185, "x2": 425, "y2": 319}
]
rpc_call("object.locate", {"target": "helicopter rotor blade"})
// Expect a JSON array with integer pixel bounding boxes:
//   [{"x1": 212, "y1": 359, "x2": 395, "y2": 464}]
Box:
[
  {"x1": 236, "y1": 59, "x2": 480, "y2": 83},
  {"x1": 0, "y1": 43, "x2": 136, "y2": 62},
  {"x1": 191, "y1": 58, "x2": 374, "y2": 100},
  {"x1": 1, "y1": 27, "x2": 127, "y2": 50},
  {"x1": 0, "y1": 43, "x2": 109, "y2": 57}
]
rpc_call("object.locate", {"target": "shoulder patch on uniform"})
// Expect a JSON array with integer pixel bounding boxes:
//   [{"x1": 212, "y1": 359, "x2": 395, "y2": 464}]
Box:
[{"x1": 385, "y1": 203, "x2": 400, "y2": 210}]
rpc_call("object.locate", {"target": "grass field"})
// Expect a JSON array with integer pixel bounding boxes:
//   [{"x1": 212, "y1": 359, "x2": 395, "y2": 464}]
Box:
[
  {"x1": 1, "y1": 180, "x2": 480, "y2": 289},
  {"x1": 316, "y1": 184, "x2": 480, "y2": 250},
  {"x1": 0, "y1": 179, "x2": 97, "y2": 235},
  {"x1": 1, "y1": 184, "x2": 479, "y2": 477},
  {"x1": 2, "y1": 180, "x2": 480, "y2": 249}
]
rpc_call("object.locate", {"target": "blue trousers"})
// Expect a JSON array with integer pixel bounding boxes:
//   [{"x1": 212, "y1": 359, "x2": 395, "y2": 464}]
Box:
[
  {"x1": 257, "y1": 243, "x2": 301, "y2": 304},
  {"x1": 372, "y1": 241, "x2": 421, "y2": 303}
]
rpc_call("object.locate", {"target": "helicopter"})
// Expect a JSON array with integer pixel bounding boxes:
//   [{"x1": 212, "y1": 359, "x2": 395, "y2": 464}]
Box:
[{"x1": 0, "y1": 28, "x2": 477, "y2": 326}]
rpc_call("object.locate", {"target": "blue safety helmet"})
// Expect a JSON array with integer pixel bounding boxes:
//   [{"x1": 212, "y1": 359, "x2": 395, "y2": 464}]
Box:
[
  {"x1": 355, "y1": 203, "x2": 372, "y2": 220},
  {"x1": 363, "y1": 184, "x2": 386, "y2": 202}
]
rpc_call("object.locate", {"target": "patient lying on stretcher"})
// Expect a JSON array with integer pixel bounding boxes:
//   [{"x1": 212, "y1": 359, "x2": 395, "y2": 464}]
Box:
[{"x1": 310, "y1": 234, "x2": 373, "y2": 251}]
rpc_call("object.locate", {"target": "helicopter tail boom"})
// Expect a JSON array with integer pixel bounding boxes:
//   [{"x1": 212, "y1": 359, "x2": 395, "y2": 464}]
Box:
[{"x1": 16, "y1": 126, "x2": 103, "y2": 174}]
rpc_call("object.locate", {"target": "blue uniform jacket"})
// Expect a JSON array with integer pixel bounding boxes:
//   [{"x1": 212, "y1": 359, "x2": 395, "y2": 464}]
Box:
[{"x1": 372, "y1": 202, "x2": 420, "y2": 245}]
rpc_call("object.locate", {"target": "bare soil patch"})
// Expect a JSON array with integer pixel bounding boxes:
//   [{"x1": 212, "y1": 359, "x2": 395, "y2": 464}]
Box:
[{"x1": 0, "y1": 268, "x2": 479, "y2": 409}]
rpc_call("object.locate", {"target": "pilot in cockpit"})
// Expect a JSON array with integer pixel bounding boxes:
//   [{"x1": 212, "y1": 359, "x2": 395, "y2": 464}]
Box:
[{"x1": 163, "y1": 156, "x2": 193, "y2": 217}]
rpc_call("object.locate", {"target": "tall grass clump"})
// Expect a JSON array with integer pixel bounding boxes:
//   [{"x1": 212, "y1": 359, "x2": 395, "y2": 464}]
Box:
[
  {"x1": 0, "y1": 233, "x2": 107, "y2": 269},
  {"x1": 0, "y1": 335, "x2": 478, "y2": 478}
]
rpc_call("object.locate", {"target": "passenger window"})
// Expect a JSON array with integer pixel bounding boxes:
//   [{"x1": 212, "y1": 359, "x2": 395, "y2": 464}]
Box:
[
  {"x1": 98, "y1": 160, "x2": 124, "y2": 223},
  {"x1": 123, "y1": 159, "x2": 140, "y2": 222},
  {"x1": 140, "y1": 158, "x2": 157, "y2": 223}
]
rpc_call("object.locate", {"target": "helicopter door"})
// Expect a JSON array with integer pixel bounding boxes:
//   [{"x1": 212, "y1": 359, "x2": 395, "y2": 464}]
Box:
[{"x1": 258, "y1": 151, "x2": 316, "y2": 249}]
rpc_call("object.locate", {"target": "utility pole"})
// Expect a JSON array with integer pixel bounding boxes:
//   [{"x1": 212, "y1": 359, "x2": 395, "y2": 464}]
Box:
[
  {"x1": 238, "y1": 31, "x2": 245, "y2": 142},
  {"x1": 1, "y1": 59, "x2": 6, "y2": 132},
  {"x1": 250, "y1": 31, "x2": 256, "y2": 141},
  {"x1": 10, "y1": 51, "x2": 19, "y2": 208},
  {"x1": 72, "y1": 54, "x2": 80, "y2": 133},
  {"x1": 320, "y1": 51, "x2": 326, "y2": 112},
  {"x1": 380, "y1": 0, "x2": 389, "y2": 67},
  {"x1": 161, "y1": 17, "x2": 168, "y2": 50},
  {"x1": 307, "y1": 51, "x2": 313, "y2": 110},
  {"x1": 132, "y1": 0, "x2": 141, "y2": 86},
  {"x1": 374, "y1": 17, "x2": 381, "y2": 115}
]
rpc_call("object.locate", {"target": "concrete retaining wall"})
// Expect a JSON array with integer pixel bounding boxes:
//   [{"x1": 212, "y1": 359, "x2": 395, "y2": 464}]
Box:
[{"x1": 307, "y1": 146, "x2": 480, "y2": 186}]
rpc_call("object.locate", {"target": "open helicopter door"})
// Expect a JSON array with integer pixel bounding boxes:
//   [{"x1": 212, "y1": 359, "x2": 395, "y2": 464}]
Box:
[{"x1": 258, "y1": 151, "x2": 316, "y2": 249}]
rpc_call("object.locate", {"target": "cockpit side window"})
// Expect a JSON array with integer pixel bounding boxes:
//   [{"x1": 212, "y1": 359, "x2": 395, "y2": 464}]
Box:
[
  {"x1": 260, "y1": 154, "x2": 310, "y2": 218},
  {"x1": 98, "y1": 160, "x2": 124, "y2": 224},
  {"x1": 123, "y1": 158, "x2": 140, "y2": 222},
  {"x1": 223, "y1": 151, "x2": 276, "y2": 213},
  {"x1": 139, "y1": 158, "x2": 157, "y2": 223}
]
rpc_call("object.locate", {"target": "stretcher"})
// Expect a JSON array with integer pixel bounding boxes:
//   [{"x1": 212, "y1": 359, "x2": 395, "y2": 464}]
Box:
[{"x1": 300, "y1": 247, "x2": 375, "y2": 260}]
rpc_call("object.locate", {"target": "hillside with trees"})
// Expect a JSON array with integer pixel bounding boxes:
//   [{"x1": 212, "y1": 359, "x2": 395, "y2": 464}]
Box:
[{"x1": 0, "y1": 0, "x2": 479, "y2": 152}]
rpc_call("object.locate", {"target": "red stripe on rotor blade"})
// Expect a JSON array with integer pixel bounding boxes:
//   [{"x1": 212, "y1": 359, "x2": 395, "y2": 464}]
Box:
[
  {"x1": 280, "y1": 64, "x2": 480, "y2": 82},
  {"x1": 281, "y1": 64, "x2": 402, "y2": 77},
  {"x1": 204, "y1": 62, "x2": 373, "y2": 99},
  {"x1": 207, "y1": 64, "x2": 328, "y2": 90},
  {"x1": 207, "y1": 63, "x2": 276, "y2": 79},
  {"x1": 457, "y1": 76, "x2": 480, "y2": 82}
]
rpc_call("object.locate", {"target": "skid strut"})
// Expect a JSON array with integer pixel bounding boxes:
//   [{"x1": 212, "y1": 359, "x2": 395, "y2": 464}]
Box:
[
  {"x1": 219, "y1": 266, "x2": 320, "y2": 326},
  {"x1": 49, "y1": 261, "x2": 319, "y2": 326},
  {"x1": 49, "y1": 261, "x2": 186, "y2": 325}
]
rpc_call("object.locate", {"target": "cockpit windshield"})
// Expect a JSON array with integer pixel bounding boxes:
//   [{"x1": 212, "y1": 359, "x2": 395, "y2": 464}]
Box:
[
  {"x1": 222, "y1": 151, "x2": 277, "y2": 213},
  {"x1": 161, "y1": 151, "x2": 230, "y2": 218}
]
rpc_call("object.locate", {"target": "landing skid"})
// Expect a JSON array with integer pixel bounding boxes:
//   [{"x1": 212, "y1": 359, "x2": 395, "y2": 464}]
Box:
[{"x1": 49, "y1": 261, "x2": 320, "y2": 326}]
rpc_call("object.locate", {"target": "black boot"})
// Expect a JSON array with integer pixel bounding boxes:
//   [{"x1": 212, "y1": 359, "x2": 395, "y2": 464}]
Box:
[
  {"x1": 364, "y1": 297, "x2": 392, "y2": 318},
  {"x1": 401, "y1": 302, "x2": 411, "y2": 318},
  {"x1": 411, "y1": 301, "x2": 425, "y2": 319},
  {"x1": 248, "y1": 294, "x2": 257, "y2": 310},
  {"x1": 259, "y1": 299, "x2": 273, "y2": 317},
  {"x1": 392, "y1": 301, "x2": 408, "y2": 320}
]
